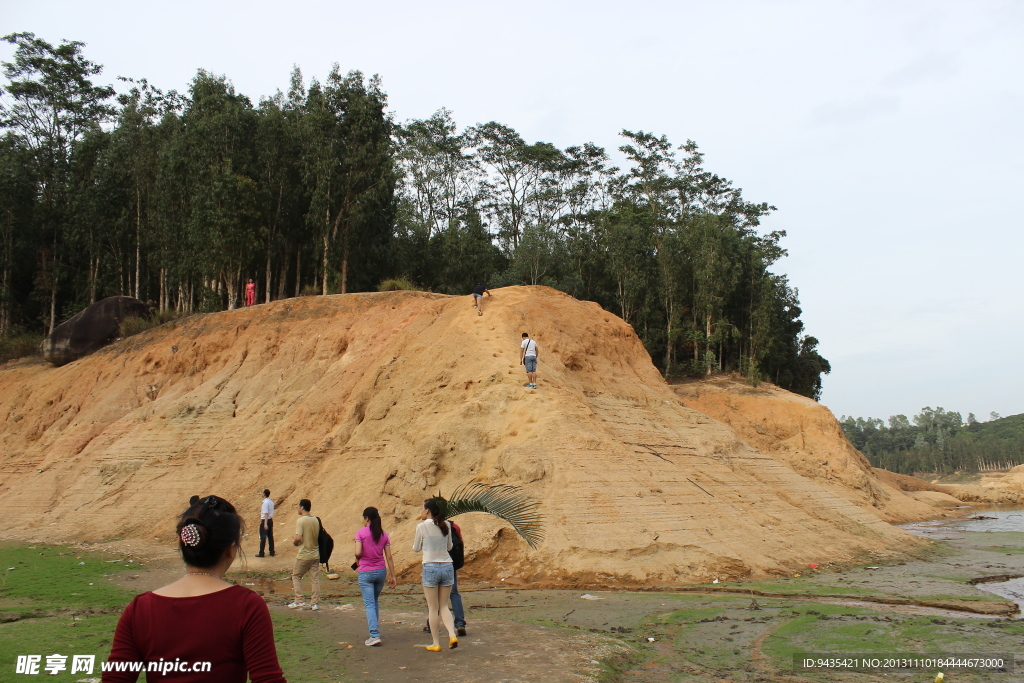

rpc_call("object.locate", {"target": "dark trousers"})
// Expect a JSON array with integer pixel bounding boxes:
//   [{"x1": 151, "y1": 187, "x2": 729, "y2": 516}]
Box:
[{"x1": 259, "y1": 519, "x2": 275, "y2": 556}]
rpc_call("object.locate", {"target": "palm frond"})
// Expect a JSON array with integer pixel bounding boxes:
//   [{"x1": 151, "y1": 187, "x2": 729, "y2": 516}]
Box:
[{"x1": 437, "y1": 483, "x2": 544, "y2": 549}]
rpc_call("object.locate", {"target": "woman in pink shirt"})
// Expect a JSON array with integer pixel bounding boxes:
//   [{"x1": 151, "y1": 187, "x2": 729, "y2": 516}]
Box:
[{"x1": 354, "y1": 506, "x2": 397, "y2": 646}]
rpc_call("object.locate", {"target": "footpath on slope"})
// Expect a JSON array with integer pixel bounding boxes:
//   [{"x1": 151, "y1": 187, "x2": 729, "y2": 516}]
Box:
[{"x1": 0, "y1": 287, "x2": 931, "y2": 586}]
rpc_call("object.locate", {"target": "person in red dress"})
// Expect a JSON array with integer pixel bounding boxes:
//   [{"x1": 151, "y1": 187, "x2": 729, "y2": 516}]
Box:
[
  {"x1": 244, "y1": 279, "x2": 256, "y2": 307},
  {"x1": 103, "y1": 496, "x2": 286, "y2": 682}
]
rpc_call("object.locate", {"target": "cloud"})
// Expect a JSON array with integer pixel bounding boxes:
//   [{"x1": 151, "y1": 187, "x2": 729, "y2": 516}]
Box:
[
  {"x1": 808, "y1": 94, "x2": 901, "y2": 126},
  {"x1": 881, "y1": 51, "x2": 960, "y2": 89}
]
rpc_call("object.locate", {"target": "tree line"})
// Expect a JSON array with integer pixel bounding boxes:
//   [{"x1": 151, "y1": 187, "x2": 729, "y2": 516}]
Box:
[
  {"x1": 0, "y1": 32, "x2": 830, "y2": 397},
  {"x1": 841, "y1": 408, "x2": 1024, "y2": 474}
]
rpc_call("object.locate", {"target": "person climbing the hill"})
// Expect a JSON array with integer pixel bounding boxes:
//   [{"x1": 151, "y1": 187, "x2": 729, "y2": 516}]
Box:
[
  {"x1": 520, "y1": 332, "x2": 538, "y2": 389},
  {"x1": 103, "y1": 495, "x2": 287, "y2": 682},
  {"x1": 256, "y1": 489, "x2": 274, "y2": 558},
  {"x1": 471, "y1": 283, "x2": 490, "y2": 315},
  {"x1": 245, "y1": 279, "x2": 256, "y2": 307},
  {"x1": 413, "y1": 498, "x2": 458, "y2": 651},
  {"x1": 289, "y1": 499, "x2": 320, "y2": 610},
  {"x1": 354, "y1": 506, "x2": 397, "y2": 646}
]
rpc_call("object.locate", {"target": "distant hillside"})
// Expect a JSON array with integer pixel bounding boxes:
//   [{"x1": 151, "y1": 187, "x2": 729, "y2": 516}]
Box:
[{"x1": 841, "y1": 408, "x2": 1024, "y2": 475}]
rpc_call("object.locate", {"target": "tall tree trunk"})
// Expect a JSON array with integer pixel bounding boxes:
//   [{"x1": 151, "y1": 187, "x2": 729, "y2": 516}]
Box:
[
  {"x1": 294, "y1": 249, "x2": 301, "y2": 297},
  {"x1": 340, "y1": 248, "x2": 348, "y2": 295},
  {"x1": 134, "y1": 187, "x2": 141, "y2": 300},
  {"x1": 277, "y1": 251, "x2": 288, "y2": 300},
  {"x1": 663, "y1": 295, "x2": 673, "y2": 377},
  {"x1": 321, "y1": 231, "x2": 329, "y2": 295},
  {"x1": 224, "y1": 266, "x2": 242, "y2": 310},
  {"x1": 89, "y1": 255, "x2": 99, "y2": 305},
  {"x1": 265, "y1": 253, "x2": 272, "y2": 304}
]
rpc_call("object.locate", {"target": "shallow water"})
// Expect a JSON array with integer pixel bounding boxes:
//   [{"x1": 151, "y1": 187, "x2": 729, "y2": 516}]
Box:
[
  {"x1": 899, "y1": 507, "x2": 1024, "y2": 617},
  {"x1": 900, "y1": 506, "x2": 1024, "y2": 535}
]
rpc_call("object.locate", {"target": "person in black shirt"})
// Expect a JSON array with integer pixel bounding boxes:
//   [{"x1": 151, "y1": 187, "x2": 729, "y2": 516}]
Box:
[{"x1": 471, "y1": 283, "x2": 490, "y2": 315}]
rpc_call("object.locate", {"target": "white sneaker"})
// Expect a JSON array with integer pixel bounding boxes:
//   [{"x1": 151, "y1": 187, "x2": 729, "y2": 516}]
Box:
[
  {"x1": 310, "y1": 604, "x2": 318, "y2": 611},
  {"x1": 365, "y1": 637, "x2": 382, "y2": 646},
  {"x1": 288, "y1": 601, "x2": 306, "y2": 609}
]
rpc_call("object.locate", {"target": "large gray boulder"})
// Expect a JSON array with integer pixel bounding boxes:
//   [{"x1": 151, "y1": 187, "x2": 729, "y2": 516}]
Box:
[{"x1": 42, "y1": 296, "x2": 150, "y2": 366}]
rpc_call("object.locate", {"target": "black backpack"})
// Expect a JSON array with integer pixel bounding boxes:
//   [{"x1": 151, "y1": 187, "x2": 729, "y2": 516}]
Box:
[
  {"x1": 449, "y1": 523, "x2": 464, "y2": 571},
  {"x1": 315, "y1": 517, "x2": 335, "y2": 571}
]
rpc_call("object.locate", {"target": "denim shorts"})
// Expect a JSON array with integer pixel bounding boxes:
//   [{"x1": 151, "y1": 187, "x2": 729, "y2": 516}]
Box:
[
  {"x1": 524, "y1": 356, "x2": 537, "y2": 373},
  {"x1": 422, "y1": 562, "x2": 455, "y2": 587}
]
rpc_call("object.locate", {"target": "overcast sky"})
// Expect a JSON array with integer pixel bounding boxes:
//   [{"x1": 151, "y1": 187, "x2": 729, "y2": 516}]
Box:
[{"x1": 4, "y1": 0, "x2": 1022, "y2": 421}]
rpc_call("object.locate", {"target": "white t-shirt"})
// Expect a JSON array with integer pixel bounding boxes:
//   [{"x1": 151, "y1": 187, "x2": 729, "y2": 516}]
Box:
[
  {"x1": 412, "y1": 519, "x2": 454, "y2": 564},
  {"x1": 261, "y1": 497, "x2": 275, "y2": 520},
  {"x1": 521, "y1": 338, "x2": 537, "y2": 357}
]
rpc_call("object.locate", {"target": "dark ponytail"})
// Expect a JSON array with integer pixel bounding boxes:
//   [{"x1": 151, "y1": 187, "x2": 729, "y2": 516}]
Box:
[
  {"x1": 423, "y1": 498, "x2": 449, "y2": 536},
  {"x1": 176, "y1": 495, "x2": 244, "y2": 568},
  {"x1": 362, "y1": 506, "x2": 383, "y2": 543}
]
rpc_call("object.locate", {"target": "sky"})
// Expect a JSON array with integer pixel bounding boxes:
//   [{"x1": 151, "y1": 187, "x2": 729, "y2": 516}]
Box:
[{"x1": 4, "y1": 0, "x2": 1023, "y2": 421}]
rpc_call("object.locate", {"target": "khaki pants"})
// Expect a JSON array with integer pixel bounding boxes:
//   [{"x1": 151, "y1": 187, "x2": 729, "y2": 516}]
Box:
[{"x1": 292, "y1": 558, "x2": 320, "y2": 605}]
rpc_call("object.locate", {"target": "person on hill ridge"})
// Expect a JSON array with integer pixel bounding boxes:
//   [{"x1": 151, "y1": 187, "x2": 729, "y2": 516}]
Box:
[
  {"x1": 354, "y1": 507, "x2": 398, "y2": 646},
  {"x1": 245, "y1": 279, "x2": 256, "y2": 307},
  {"x1": 413, "y1": 498, "x2": 458, "y2": 651},
  {"x1": 103, "y1": 495, "x2": 287, "y2": 682},
  {"x1": 471, "y1": 283, "x2": 490, "y2": 315},
  {"x1": 289, "y1": 499, "x2": 320, "y2": 611},
  {"x1": 256, "y1": 489, "x2": 275, "y2": 558},
  {"x1": 520, "y1": 332, "x2": 538, "y2": 389}
]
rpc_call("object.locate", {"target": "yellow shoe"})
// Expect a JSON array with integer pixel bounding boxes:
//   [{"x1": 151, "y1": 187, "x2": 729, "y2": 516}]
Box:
[
  {"x1": 426, "y1": 645, "x2": 441, "y2": 652},
  {"x1": 449, "y1": 637, "x2": 458, "y2": 649}
]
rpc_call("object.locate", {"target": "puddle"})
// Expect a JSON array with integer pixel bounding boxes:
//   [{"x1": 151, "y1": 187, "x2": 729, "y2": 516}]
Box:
[
  {"x1": 900, "y1": 506, "x2": 1024, "y2": 536},
  {"x1": 972, "y1": 577, "x2": 1024, "y2": 618}
]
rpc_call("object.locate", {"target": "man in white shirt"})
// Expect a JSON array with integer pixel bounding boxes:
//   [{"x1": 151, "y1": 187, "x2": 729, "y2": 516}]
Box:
[
  {"x1": 520, "y1": 332, "x2": 538, "y2": 389},
  {"x1": 256, "y1": 489, "x2": 275, "y2": 557}
]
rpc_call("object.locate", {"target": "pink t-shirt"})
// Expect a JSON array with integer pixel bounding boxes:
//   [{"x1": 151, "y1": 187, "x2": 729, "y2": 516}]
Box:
[{"x1": 355, "y1": 527, "x2": 390, "y2": 572}]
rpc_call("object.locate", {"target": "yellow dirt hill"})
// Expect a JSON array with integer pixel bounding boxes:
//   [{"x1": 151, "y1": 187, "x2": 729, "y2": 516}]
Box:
[{"x1": 0, "y1": 287, "x2": 925, "y2": 586}]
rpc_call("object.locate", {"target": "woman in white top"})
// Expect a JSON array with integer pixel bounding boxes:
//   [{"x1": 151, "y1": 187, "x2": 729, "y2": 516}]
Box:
[{"x1": 411, "y1": 498, "x2": 457, "y2": 651}]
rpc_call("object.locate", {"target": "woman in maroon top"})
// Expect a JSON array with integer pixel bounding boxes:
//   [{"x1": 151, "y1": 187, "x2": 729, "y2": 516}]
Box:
[{"x1": 103, "y1": 496, "x2": 287, "y2": 682}]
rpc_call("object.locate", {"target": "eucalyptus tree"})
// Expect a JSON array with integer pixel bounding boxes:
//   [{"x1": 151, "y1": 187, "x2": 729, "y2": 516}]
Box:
[
  {"x1": 303, "y1": 67, "x2": 395, "y2": 294},
  {"x1": 0, "y1": 32, "x2": 115, "y2": 333},
  {"x1": 256, "y1": 90, "x2": 304, "y2": 302},
  {"x1": 0, "y1": 135, "x2": 35, "y2": 335},
  {"x1": 618, "y1": 130, "x2": 682, "y2": 373},
  {"x1": 180, "y1": 71, "x2": 261, "y2": 309},
  {"x1": 470, "y1": 122, "x2": 553, "y2": 252}
]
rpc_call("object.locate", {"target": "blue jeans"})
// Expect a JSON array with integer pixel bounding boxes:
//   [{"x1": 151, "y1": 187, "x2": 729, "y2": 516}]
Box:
[
  {"x1": 358, "y1": 569, "x2": 387, "y2": 638},
  {"x1": 425, "y1": 570, "x2": 465, "y2": 629}
]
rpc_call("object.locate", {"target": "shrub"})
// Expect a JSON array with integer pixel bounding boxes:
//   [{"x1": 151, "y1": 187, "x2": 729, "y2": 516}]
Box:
[
  {"x1": 0, "y1": 332, "x2": 43, "y2": 363},
  {"x1": 118, "y1": 316, "x2": 156, "y2": 338},
  {"x1": 377, "y1": 278, "x2": 416, "y2": 292}
]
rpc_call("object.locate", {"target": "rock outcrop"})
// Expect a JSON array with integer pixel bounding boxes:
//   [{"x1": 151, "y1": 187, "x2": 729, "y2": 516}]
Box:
[
  {"x1": 42, "y1": 296, "x2": 150, "y2": 366},
  {"x1": 0, "y1": 287, "x2": 925, "y2": 586}
]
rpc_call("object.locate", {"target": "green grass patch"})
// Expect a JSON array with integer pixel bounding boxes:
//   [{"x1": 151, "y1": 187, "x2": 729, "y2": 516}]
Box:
[
  {"x1": 0, "y1": 543, "x2": 139, "y2": 675},
  {"x1": 270, "y1": 611, "x2": 354, "y2": 681},
  {"x1": 0, "y1": 543, "x2": 138, "y2": 612}
]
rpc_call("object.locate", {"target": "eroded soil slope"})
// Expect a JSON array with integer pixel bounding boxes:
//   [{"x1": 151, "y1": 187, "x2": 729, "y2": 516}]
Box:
[
  {"x1": 0, "y1": 287, "x2": 923, "y2": 585},
  {"x1": 671, "y1": 377, "x2": 941, "y2": 523}
]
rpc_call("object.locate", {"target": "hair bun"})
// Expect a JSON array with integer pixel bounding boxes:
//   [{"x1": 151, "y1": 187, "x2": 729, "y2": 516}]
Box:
[{"x1": 180, "y1": 521, "x2": 207, "y2": 547}]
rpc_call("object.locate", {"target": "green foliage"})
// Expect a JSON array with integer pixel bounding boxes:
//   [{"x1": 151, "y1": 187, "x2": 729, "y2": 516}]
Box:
[
  {"x1": 117, "y1": 315, "x2": 152, "y2": 338},
  {"x1": 842, "y1": 409, "x2": 1024, "y2": 474},
  {"x1": 377, "y1": 277, "x2": 415, "y2": 291},
  {"x1": 436, "y1": 483, "x2": 544, "y2": 549},
  {"x1": 0, "y1": 330, "x2": 42, "y2": 362}
]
